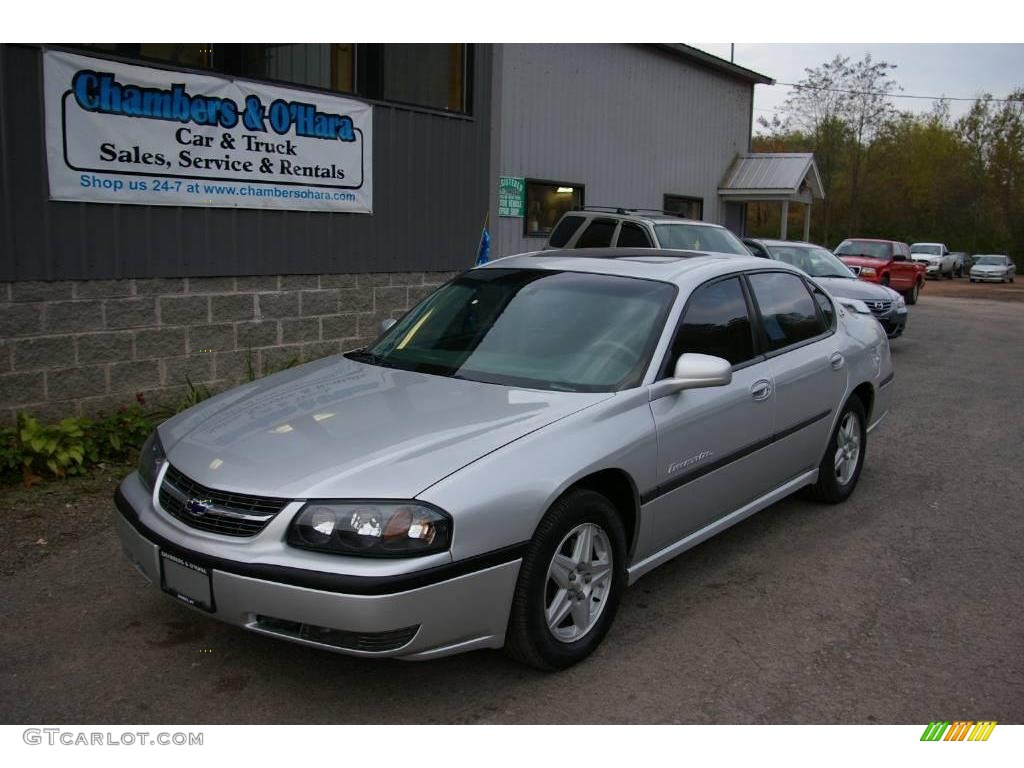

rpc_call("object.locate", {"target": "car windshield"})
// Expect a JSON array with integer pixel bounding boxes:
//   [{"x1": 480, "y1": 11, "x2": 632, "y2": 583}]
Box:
[
  {"x1": 653, "y1": 223, "x2": 748, "y2": 255},
  {"x1": 911, "y1": 244, "x2": 942, "y2": 255},
  {"x1": 350, "y1": 269, "x2": 676, "y2": 393},
  {"x1": 835, "y1": 240, "x2": 892, "y2": 260},
  {"x1": 975, "y1": 256, "x2": 1006, "y2": 265},
  {"x1": 767, "y1": 245, "x2": 855, "y2": 279}
]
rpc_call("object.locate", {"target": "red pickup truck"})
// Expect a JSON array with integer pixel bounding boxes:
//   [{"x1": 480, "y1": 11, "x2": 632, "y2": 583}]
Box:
[{"x1": 834, "y1": 238, "x2": 927, "y2": 304}]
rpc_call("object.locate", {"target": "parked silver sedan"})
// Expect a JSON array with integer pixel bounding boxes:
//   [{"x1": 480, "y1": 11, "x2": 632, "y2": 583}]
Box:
[
  {"x1": 970, "y1": 255, "x2": 1016, "y2": 283},
  {"x1": 115, "y1": 250, "x2": 894, "y2": 670}
]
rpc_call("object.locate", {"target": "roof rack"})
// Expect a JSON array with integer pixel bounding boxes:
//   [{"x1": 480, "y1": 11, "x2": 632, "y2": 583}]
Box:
[{"x1": 574, "y1": 206, "x2": 692, "y2": 218}]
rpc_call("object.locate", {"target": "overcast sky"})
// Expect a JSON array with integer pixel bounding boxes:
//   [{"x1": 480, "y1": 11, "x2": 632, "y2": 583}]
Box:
[{"x1": 693, "y1": 44, "x2": 1024, "y2": 131}]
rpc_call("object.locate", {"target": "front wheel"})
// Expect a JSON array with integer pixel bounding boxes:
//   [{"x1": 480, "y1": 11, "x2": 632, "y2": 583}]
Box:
[
  {"x1": 505, "y1": 489, "x2": 627, "y2": 670},
  {"x1": 806, "y1": 397, "x2": 867, "y2": 504},
  {"x1": 905, "y1": 281, "x2": 920, "y2": 305}
]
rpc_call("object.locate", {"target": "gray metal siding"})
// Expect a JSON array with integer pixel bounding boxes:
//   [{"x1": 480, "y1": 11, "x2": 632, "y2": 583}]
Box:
[
  {"x1": 0, "y1": 44, "x2": 492, "y2": 281},
  {"x1": 494, "y1": 44, "x2": 753, "y2": 258}
]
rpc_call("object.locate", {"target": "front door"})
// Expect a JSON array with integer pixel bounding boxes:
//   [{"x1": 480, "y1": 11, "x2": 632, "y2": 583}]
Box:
[{"x1": 647, "y1": 276, "x2": 778, "y2": 550}]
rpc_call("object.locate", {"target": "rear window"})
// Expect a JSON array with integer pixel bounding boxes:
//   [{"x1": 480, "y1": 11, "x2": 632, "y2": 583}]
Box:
[
  {"x1": 835, "y1": 240, "x2": 892, "y2": 260},
  {"x1": 549, "y1": 215, "x2": 586, "y2": 248}
]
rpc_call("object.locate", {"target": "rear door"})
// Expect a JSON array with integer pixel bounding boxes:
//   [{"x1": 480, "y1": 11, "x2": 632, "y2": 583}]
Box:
[
  {"x1": 647, "y1": 275, "x2": 777, "y2": 549},
  {"x1": 746, "y1": 271, "x2": 846, "y2": 480}
]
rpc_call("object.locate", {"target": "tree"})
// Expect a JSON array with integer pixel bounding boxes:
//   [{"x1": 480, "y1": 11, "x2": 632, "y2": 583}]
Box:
[
  {"x1": 842, "y1": 55, "x2": 900, "y2": 231},
  {"x1": 772, "y1": 55, "x2": 854, "y2": 242}
]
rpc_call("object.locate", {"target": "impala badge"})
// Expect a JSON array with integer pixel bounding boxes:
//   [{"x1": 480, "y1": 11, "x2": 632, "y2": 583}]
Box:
[{"x1": 668, "y1": 450, "x2": 713, "y2": 475}]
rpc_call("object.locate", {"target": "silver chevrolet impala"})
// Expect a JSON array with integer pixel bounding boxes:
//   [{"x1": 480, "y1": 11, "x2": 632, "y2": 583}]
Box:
[{"x1": 115, "y1": 249, "x2": 894, "y2": 670}]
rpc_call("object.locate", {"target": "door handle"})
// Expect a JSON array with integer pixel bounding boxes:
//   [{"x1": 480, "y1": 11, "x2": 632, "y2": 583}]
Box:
[
  {"x1": 750, "y1": 379, "x2": 772, "y2": 401},
  {"x1": 830, "y1": 352, "x2": 845, "y2": 370}
]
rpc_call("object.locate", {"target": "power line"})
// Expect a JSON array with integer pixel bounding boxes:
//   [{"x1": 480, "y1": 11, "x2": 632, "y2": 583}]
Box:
[{"x1": 770, "y1": 81, "x2": 1023, "y2": 104}]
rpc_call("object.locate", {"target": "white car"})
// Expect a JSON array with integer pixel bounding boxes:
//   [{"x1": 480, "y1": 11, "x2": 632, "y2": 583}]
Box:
[{"x1": 969, "y1": 255, "x2": 1016, "y2": 283}]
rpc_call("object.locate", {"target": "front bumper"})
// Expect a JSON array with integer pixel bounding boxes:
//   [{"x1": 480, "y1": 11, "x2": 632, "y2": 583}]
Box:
[
  {"x1": 114, "y1": 474, "x2": 521, "y2": 660},
  {"x1": 970, "y1": 272, "x2": 1008, "y2": 282},
  {"x1": 878, "y1": 311, "x2": 907, "y2": 338},
  {"x1": 924, "y1": 264, "x2": 943, "y2": 277}
]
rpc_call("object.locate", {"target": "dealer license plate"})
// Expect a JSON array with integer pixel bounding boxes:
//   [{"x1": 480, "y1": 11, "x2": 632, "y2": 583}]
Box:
[{"x1": 160, "y1": 551, "x2": 214, "y2": 612}]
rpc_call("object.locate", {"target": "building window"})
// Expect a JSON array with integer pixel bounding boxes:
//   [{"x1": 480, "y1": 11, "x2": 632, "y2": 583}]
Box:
[
  {"x1": 74, "y1": 44, "x2": 469, "y2": 113},
  {"x1": 664, "y1": 194, "x2": 704, "y2": 221},
  {"x1": 525, "y1": 180, "x2": 584, "y2": 238},
  {"x1": 357, "y1": 44, "x2": 468, "y2": 112}
]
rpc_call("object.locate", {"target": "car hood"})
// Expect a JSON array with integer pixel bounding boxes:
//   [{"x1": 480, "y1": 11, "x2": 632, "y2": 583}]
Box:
[
  {"x1": 972, "y1": 265, "x2": 1004, "y2": 271},
  {"x1": 815, "y1": 277, "x2": 899, "y2": 302},
  {"x1": 913, "y1": 255, "x2": 941, "y2": 263},
  {"x1": 159, "y1": 355, "x2": 612, "y2": 500}
]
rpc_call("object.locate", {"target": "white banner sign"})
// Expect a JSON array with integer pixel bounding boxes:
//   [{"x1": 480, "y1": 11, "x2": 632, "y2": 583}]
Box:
[{"x1": 44, "y1": 50, "x2": 372, "y2": 213}]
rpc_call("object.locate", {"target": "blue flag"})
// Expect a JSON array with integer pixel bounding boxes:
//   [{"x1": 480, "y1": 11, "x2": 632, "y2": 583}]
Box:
[{"x1": 476, "y1": 222, "x2": 491, "y2": 266}]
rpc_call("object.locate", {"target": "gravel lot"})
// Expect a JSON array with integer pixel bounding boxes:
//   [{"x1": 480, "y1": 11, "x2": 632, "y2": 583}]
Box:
[{"x1": 1, "y1": 292, "x2": 1022, "y2": 724}]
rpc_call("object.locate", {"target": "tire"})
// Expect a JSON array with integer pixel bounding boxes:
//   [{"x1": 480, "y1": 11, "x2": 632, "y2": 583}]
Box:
[
  {"x1": 945, "y1": 268, "x2": 953, "y2": 280},
  {"x1": 904, "y1": 281, "x2": 920, "y2": 305},
  {"x1": 805, "y1": 396, "x2": 867, "y2": 505},
  {"x1": 505, "y1": 488, "x2": 627, "y2": 671},
  {"x1": 970, "y1": 278, "x2": 976, "y2": 283}
]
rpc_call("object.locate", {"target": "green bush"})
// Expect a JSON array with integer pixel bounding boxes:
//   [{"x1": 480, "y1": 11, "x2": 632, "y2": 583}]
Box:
[{"x1": 1, "y1": 349, "x2": 312, "y2": 486}]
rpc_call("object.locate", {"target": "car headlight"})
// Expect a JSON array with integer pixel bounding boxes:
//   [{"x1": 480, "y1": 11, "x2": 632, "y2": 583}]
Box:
[
  {"x1": 895, "y1": 294, "x2": 906, "y2": 309},
  {"x1": 840, "y1": 298, "x2": 873, "y2": 315},
  {"x1": 287, "y1": 501, "x2": 452, "y2": 557},
  {"x1": 860, "y1": 267, "x2": 877, "y2": 277},
  {"x1": 138, "y1": 431, "x2": 166, "y2": 490}
]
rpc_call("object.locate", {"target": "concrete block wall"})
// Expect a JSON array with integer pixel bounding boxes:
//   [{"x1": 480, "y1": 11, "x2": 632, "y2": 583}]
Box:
[{"x1": 0, "y1": 271, "x2": 456, "y2": 425}]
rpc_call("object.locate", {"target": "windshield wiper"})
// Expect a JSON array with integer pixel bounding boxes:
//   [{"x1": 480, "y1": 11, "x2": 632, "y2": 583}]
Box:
[{"x1": 345, "y1": 349, "x2": 399, "y2": 369}]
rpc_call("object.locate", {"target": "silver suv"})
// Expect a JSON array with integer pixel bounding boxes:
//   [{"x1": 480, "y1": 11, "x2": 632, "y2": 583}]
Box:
[{"x1": 547, "y1": 208, "x2": 750, "y2": 255}]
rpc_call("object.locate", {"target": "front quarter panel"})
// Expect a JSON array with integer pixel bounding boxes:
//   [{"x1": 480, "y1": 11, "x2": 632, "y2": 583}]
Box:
[{"x1": 417, "y1": 389, "x2": 658, "y2": 563}]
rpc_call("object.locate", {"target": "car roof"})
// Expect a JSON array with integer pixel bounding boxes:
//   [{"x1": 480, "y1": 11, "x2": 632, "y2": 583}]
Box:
[
  {"x1": 839, "y1": 237, "x2": 897, "y2": 243},
  {"x1": 479, "y1": 248, "x2": 782, "y2": 287}
]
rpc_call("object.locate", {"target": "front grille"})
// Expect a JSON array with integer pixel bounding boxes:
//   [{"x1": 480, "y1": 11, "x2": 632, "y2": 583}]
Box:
[
  {"x1": 159, "y1": 464, "x2": 289, "y2": 537},
  {"x1": 866, "y1": 300, "x2": 893, "y2": 315},
  {"x1": 253, "y1": 616, "x2": 419, "y2": 653}
]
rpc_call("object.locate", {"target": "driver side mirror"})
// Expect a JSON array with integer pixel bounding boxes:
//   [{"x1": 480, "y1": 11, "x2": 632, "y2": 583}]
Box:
[{"x1": 649, "y1": 353, "x2": 732, "y2": 400}]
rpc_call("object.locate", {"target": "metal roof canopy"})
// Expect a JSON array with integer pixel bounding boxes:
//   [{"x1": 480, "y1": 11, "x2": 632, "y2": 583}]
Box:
[
  {"x1": 718, "y1": 153, "x2": 825, "y2": 241},
  {"x1": 718, "y1": 153, "x2": 825, "y2": 203}
]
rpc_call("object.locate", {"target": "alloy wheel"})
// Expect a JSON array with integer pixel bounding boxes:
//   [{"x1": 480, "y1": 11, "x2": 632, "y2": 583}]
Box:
[
  {"x1": 544, "y1": 523, "x2": 613, "y2": 643},
  {"x1": 834, "y1": 412, "x2": 862, "y2": 486}
]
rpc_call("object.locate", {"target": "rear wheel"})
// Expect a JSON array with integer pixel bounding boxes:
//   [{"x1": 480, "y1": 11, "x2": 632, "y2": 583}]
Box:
[
  {"x1": 505, "y1": 489, "x2": 627, "y2": 670},
  {"x1": 806, "y1": 397, "x2": 867, "y2": 504}
]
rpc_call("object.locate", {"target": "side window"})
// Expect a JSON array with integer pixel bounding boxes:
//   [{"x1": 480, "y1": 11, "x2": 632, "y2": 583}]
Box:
[
  {"x1": 748, "y1": 272, "x2": 827, "y2": 351},
  {"x1": 616, "y1": 222, "x2": 652, "y2": 248},
  {"x1": 549, "y1": 215, "x2": 585, "y2": 248},
  {"x1": 668, "y1": 277, "x2": 755, "y2": 369},
  {"x1": 809, "y1": 284, "x2": 835, "y2": 330},
  {"x1": 575, "y1": 219, "x2": 618, "y2": 248}
]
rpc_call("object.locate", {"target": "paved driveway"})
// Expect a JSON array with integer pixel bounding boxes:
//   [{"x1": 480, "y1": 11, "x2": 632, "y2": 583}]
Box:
[{"x1": 2, "y1": 294, "x2": 1022, "y2": 724}]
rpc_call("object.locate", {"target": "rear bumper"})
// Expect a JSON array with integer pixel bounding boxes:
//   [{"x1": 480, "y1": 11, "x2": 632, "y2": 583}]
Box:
[{"x1": 114, "y1": 476, "x2": 520, "y2": 660}]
